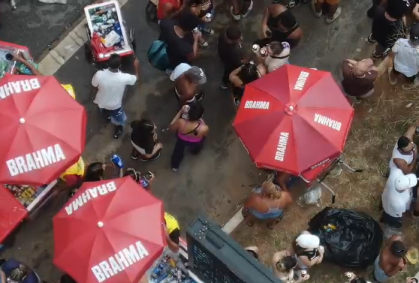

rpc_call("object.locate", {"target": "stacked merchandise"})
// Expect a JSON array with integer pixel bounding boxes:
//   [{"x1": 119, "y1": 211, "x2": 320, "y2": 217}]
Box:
[
  {"x1": 4, "y1": 184, "x2": 46, "y2": 208},
  {"x1": 148, "y1": 254, "x2": 196, "y2": 283},
  {"x1": 86, "y1": 2, "x2": 128, "y2": 54}
]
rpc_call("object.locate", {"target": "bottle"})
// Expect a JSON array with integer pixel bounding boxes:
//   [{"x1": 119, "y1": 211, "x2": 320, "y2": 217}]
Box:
[
  {"x1": 110, "y1": 154, "x2": 124, "y2": 169},
  {"x1": 139, "y1": 179, "x2": 149, "y2": 189},
  {"x1": 113, "y1": 22, "x2": 123, "y2": 37}
]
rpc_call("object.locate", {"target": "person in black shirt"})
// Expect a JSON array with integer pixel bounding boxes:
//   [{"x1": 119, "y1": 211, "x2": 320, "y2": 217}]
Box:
[
  {"x1": 130, "y1": 119, "x2": 163, "y2": 161},
  {"x1": 159, "y1": 11, "x2": 202, "y2": 69},
  {"x1": 218, "y1": 26, "x2": 244, "y2": 89},
  {"x1": 368, "y1": 0, "x2": 411, "y2": 58},
  {"x1": 229, "y1": 62, "x2": 265, "y2": 106}
]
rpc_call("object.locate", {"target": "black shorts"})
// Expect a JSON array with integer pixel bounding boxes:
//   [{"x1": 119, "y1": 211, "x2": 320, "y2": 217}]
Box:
[
  {"x1": 392, "y1": 67, "x2": 417, "y2": 82},
  {"x1": 169, "y1": 228, "x2": 180, "y2": 245}
]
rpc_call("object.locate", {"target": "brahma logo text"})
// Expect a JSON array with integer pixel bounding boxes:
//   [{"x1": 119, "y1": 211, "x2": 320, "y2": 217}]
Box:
[
  {"x1": 294, "y1": 71, "x2": 309, "y2": 91},
  {"x1": 0, "y1": 78, "x2": 41, "y2": 99},
  {"x1": 314, "y1": 113, "x2": 342, "y2": 131},
  {"x1": 6, "y1": 144, "x2": 65, "y2": 176},
  {"x1": 65, "y1": 181, "x2": 117, "y2": 215},
  {"x1": 91, "y1": 241, "x2": 149, "y2": 283},
  {"x1": 275, "y1": 132, "x2": 289, "y2": 161},
  {"x1": 244, "y1": 101, "x2": 270, "y2": 110}
]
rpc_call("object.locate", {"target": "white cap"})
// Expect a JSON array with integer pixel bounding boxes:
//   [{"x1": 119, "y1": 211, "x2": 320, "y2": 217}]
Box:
[
  {"x1": 170, "y1": 63, "x2": 192, "y2": 81},
  {"x1": 394, "y1": 173, "x2": 418, "y2": 191},
  {"x1": 296, "y1": 234, "x2": 320, "y2": 249}
]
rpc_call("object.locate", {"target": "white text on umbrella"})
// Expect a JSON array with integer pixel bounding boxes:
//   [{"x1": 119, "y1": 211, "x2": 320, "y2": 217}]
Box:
[
  {"x1": 91, "y1": 241, "x2": 149, "y2": 283},
  {"x1": 65, "y1": 181, "x2": 117, "y2": 215},
  {"x1": 314, "y1": 114, "x2": 342, "y2": 131},
  {"x1": 0, "y1": 78, "x2": 41, "y2": 99},
  {"x1": 6, "y1": 144, "x2": 65, "y2": 177},
  {"x1": 294, "y1": 71, "x2": 310, "y2": 91},
  {"x1": 275, "y1": 132, "x2": 289, "y2": 162},
  {"x1": 244, "y1": 101, "x2": 270, "y2": 110}
]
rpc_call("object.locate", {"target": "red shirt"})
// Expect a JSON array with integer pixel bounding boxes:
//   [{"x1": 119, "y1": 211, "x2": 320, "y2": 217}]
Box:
[{"x1": 157, "y1": 0, "x2": 180, "y2": 20}]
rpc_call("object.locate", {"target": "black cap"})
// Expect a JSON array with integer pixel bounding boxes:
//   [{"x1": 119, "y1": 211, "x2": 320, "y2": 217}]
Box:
[
  {"x1": 226, "y1": 26, "x2": 242, "y2": 41},
  {"x1": 397, "y1": 136, "x2": 410, "y2": 149},
  {"x1": 386, "y1": 0, "x2": 412, "y2": 19},
  {"x1": 390, "y1": 240, "x2": 407, "y2": 258},
  {"x1": 411, "y1": 24, "x2": 419, "y2": 45}
]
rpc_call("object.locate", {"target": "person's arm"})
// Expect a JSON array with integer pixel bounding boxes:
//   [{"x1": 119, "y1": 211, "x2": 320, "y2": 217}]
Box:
[
  {"x1": 413, "y1": 4, "x2": 419, "y2": 21},
  {"x1": 345, "y1": 59, "x2": 358, "y2": 66},
  {"x1": 276, "y1": 172, "x2": 291, "y2": 191},
  {"x1": 0, "y1": 269, "x2": 6, "y2": 283},
  {"x1": 404, "y1": 121, "x2": 419, "y2": 141},
  {"x1": 13, "y1": 54, "x2": 42, "y2": 76},
  {"x1": 162, "y1": 2, "x2": 174, "y2": 18},
  {"x1": 229, "y1": 65, "x2": 245, "y2": 88},
  {"x1": 133, "y1": 58, "x2": 141, "y2": 86},
  {"x1": 394, "y1": 158, "x2": 416, "y2": 174},
  {"x1": 261, "y1": 7, "x2": 270, "y2": 38},
  {"x1": 169, "y1": 109, "x2": 183, "y2": 131}
]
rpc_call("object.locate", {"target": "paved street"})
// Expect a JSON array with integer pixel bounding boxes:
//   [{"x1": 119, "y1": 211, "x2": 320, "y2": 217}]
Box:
[{"x1": 1, "y1": 0, "x2": 375, "y2": 280}]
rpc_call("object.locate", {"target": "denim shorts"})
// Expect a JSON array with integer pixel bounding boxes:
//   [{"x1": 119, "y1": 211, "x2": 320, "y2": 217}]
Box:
[
  {"x1": 374, "y1": 256, "x2": 390, "y2": 282},
  {"x1": 101, "y1": 107, "x2": 127, "y2": 126}
]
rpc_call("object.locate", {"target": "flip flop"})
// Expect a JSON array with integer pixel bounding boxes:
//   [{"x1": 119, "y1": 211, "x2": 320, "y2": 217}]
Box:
[{"x1": 325, "y1": 7, "x2": 342, "y2": 24}]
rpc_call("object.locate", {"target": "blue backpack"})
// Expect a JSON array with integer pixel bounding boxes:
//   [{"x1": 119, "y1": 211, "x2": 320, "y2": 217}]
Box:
[{"x1": 147, "y1": 40, "x2": 170, "y2": 71}]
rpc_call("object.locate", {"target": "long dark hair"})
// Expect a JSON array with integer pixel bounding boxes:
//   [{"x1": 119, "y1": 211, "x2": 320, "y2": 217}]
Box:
[
  {"x1": 239, "y1": 63, "x2": 260, "y2": 84},
  {"x1": 84, "y1": 162, "x2": 104, "y2": 182}
]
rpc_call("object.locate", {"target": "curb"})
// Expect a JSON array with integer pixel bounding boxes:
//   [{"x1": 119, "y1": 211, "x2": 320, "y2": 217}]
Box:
[{"x1": 38, "y1": 0, "x2": 129, "y2": 75}]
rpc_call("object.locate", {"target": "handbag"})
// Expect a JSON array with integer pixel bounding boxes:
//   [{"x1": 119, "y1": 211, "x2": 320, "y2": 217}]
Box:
[{"x1": 147, "y1": 40, "x2": 170, "y2": 71}]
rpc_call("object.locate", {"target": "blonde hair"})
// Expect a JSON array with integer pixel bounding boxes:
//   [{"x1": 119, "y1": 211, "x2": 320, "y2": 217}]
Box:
[{"x1": 261, "y1": 181, "x2": 281, "y2": 199}]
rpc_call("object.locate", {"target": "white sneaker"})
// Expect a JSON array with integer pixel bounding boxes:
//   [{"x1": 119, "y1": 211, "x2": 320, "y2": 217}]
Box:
[
  {"x1": 325, "y1": 7, "x2": 342, "y2": 23},
  {"x1": 311, "y1": 0, "x2": 322, "y2": 17},
  {"x1": 230, "y1": 6, "x2": 241, "y2": 21},
  {"x1": 402, "y1": 78, "x2": 419, "y2": 90},
  {"x1": 241, "y1": 0, "x2": 253, "y2": 18}
]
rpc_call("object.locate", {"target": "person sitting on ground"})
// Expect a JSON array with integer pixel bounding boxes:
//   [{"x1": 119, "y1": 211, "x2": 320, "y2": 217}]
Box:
[
  {"x1": 311, "y1": 0, "x2": 342, "y2": 24},
  {"x1": 381, "y1": 168, "x2": 417, "y2": 238},
  {"x1": 0, "y1": 258, "x2": 39, "y2": 283},
  {"x1": 229, "y1": 62, "x2": 266, "y2": 106},
  {"x1": 368, "y1": 0, "x2": 410, "y2": 58},
  {"x1": 254, "y1": 1, "x2": 303, "y2": 49},
  {"x1": 243, "y1": 181, "x2": 293, "y2": 229},
  {"x1": 245, "y1": 246, "x2": 260, "y2": 260},
  {"x1": 389, "y1": 121, "x2": 419, "y2": 175},
  {"x1": 341, "y1": 58, "x2": 378, "y2": 102},
  {"x1": 218, "y1": 25, "x2": 246, "y2": 90},
  {"x1": 257, "y1": 41, "x2": 290, "y2": 73},
  {"x1": 388, "y1": 23, "x2": 419, "y2": 89},
  {"x1": 293, "y1": 232, "x2": 324, "y2": 270},
  {"x1": 164, "y1": 212, "x2": 181, "y2": 252},
  {"x1": 130, "y1": 119, "x2": 163, "y2": 161},
  {"x1": 159, "y1": 11, "x2": 203, "y2": 69},
  {"x1": 169, "y1": 103, "x2": 209, "y2": 171},
  {"x1": 272, "y1": 250, "x2": 310, "y2": 282},
  {"x1": 84, "y1": 162, "x2": 123, "y2": 182},
  {"x1": 170, "y1": 63, "x2": 206, "y2": 106},
  {"x1": 230, "y1": 0, "x2": 253, "y2": 20},
  {"x1": 374, "y1": 235, "x2": 407, "y2": 282}
]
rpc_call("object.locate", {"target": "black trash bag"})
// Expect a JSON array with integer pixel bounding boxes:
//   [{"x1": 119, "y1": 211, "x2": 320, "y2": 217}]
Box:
[{"x1": 307, "y1": 207, "x2": 383, "y2": 268}]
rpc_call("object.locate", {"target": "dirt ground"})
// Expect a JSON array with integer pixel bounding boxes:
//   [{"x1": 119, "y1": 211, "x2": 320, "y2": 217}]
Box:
[{"x1": 231, "y1": 75, "x2": 419, "y2": 282}]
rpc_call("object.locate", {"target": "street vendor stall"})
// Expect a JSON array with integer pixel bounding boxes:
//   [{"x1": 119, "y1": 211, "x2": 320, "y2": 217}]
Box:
[
  {"x1": 0, "y1": 74, "x2": 87, "y2": 244},
  {"x1": 0, "y1": 41, "x2": 36, "y2": 78},
  {"x1": 233, "y1": 65, "x2": 358, "y2": 203}
]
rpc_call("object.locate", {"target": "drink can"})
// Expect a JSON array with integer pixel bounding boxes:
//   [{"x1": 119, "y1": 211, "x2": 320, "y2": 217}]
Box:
[
  {"x1": 192, "y1": 27, "x2": 199, "y2": 34},
  {"x1": 205, "y1": 13, "x2": 211, "y2": 19},
  {"x1": 252, "y1": 44, "x2": 259, "y2": 53},
  {"x1": 301, "y1": 270, "x2": 307, "y2": 276}
]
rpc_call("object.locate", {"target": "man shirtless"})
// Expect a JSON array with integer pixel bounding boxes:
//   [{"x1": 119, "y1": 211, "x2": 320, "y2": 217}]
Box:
[
  {"x1": 170, "y1": 63, "x2": 206, "y2": 106},
  {"x1": 374, "y1": 235, "x2": 407, "y2": 282}
]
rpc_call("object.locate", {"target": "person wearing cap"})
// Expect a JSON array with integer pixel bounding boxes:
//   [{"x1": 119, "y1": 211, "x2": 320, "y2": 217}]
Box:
[
  {"x1": 257, "y1": 41, "x2": 291, "y2": 74},
  {"x1": 218, "y1": 25, "x2": 245, "y2": 90},
  {"x1": 374, "y1": 235, "x2": 407, "y2": 282},
  {"x1": 389, "y1": 121, "x2": 419, "y2": 175},
  {"x1": 272, "y1": 249, "x2": 310, "y2": 282},
  {"x1": 170, "y1": 63, "x2": 206, "y2": 106},
  {"x1": 388, "y1": 23, "x2": 419, "y2": 89},
  {"x1": 368, "y1": 0, "x2": 410, "y2": 58},
  {"x1": 341, "y1": 58, "x2": 378, "y2": 103},
  {"x1": 293, "y1": 232, "x2": 324, "y2": 270},
  {"x1": 381, "y1": 168, "x2": 417, "y2": 238}
]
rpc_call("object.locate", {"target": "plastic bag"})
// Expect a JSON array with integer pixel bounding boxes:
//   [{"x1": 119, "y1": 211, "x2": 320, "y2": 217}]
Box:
[
  {"x1": 147, "y1": 40, "x2": 170, "y2": 71},
  {"x1": 308, "y1": 207, "x2": 383, "y2": 268},
  {"x1": 298, "y1": 185, "x2": 322, "y2": 206}
]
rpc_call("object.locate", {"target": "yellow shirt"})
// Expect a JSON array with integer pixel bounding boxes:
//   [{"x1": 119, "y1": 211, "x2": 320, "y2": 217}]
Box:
[
  {"x1": 61, "y1": 84, "x2": 76, "y2": 99},
  {"x1": 60, "y1": 157, "x2": 85, "y2": 180},
  {"x1": 164, "y1": 212, "x2": 180, "y2": 234}
]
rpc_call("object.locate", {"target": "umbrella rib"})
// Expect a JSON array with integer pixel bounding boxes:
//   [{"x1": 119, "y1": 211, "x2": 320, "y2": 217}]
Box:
[{"x1": 26, "y1": 122, "x2": 75, "y2": 151}]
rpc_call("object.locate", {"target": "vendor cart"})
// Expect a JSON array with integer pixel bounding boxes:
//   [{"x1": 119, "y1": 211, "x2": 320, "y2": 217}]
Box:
[
  {"x1": 83, "y1": 1, "x2": 136, "y2": 68},
  {"x1": 0, "y1": 41, "x2": 35, "y2": 78}
]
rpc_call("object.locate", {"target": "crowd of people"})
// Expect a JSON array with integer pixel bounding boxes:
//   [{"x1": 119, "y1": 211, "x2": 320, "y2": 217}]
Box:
[{"x1": 6, "y1": 0, "x2": 419, "y2": 282}]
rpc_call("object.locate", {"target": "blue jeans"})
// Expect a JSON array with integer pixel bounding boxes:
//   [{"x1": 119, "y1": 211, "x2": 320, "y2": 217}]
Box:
[{"x1": 100, "y1": 107, "x2": 127, "y2": 126}]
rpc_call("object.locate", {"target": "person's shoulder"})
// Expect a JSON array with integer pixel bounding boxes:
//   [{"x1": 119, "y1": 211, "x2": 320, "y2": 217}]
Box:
[{"x1": 160, "y1": 18, "x2": 174, "y2": 30}]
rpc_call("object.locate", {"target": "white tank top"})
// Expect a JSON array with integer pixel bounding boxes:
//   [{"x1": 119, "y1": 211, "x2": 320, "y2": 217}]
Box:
[{"x1": 389, "y1": 143, "x2": 414, "y2": 170}]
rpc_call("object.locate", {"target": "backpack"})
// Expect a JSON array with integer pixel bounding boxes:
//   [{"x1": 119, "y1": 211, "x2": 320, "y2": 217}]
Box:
[{"x1": 147, "y1": 40, "x2": 170, "y2": 71}]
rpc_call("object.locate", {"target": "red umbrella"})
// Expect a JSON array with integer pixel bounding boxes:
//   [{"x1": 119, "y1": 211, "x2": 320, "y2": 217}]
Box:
[
  {"x1": 53, "y1": 177, "x2": 166, "y2": 283},
  {"x1": 233, "y1": 65, "x2": 354, "y2": 175},
  {"x1": 0, "y1": 74, "x2": 87, "y2": 185}
]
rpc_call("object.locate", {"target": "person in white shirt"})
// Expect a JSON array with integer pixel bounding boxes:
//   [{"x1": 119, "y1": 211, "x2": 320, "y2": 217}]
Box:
[
  {"x1": 381, "y1": 168, "x2": 417, "y2": 238},
  {"x1": 92, "y1": 54, "x2": 141, "y2": 138},
  {"x1": 388, "y1": 23, "x2": 419, "y2": 90},
  {"x1": 257, "y1": 41, "x2": 290, "y2": 74}
]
